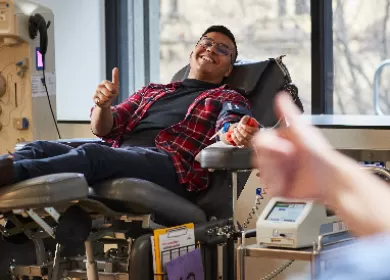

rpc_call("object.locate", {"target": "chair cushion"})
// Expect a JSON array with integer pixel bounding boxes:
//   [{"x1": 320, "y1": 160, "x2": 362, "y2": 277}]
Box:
[
  {"x1": 89, "y1": 178, "x2": 207, "y2": 226},
  {"x1": 199, "y1": 145, "x2": 252, "y2": 170},
  {"x1": 0, "y1": 173, "x2": 89, "y2": 211}
]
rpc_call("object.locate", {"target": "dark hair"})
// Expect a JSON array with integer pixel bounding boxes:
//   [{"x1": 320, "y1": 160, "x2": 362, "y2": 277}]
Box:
[{"x1": 201, "y1": 25, "x2": 238, "y2": 63}]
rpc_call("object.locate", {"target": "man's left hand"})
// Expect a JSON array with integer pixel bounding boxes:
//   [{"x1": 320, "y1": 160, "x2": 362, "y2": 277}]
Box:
[{"x1": 229, "y1": 115, "x2": 259, "y2": 146}]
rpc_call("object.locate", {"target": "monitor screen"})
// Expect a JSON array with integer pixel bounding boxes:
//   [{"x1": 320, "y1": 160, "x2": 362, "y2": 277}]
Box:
[
  {"x1": 36, "y1": 47, "x2": 43, "y2": 70},
  {"x1": 266, "y1": 202, "x2": 306, "y2": 223}
]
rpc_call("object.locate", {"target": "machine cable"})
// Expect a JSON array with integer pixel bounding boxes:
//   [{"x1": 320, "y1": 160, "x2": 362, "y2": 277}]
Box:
[
  {"x1": 41, "y1": 55, "x2": 61, "y2": 139},
  {"x1": 29, "y1": 13, "x2": 62, "y2": 139},
  {"x1": 259, "y1": 260, "x2": 295, "y2": 280},
  {"x1": 242, "y1": 188, "x2": 263, "y2": 229}
]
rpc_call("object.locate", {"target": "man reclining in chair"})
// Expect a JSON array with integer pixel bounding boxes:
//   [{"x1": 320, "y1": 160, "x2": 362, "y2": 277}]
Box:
[{"x1": 0, "y1": 25, "x2": 259, "y2": 199}]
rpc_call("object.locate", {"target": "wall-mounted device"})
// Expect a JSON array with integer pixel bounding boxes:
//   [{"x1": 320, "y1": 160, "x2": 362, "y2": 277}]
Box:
[{"x1": 0, "y1": 0, "x2": 57, "y2": 154}]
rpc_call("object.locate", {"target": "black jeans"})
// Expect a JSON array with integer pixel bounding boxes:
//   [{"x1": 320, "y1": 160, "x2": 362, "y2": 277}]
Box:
[{"x1": 6, "y1": 141, "x2": 190, "y2": 198}]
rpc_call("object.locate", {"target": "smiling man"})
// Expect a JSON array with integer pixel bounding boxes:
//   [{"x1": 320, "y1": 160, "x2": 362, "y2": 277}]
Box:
[{"x1": 0, "y1": 25, "x2": 258, "y2": 199}]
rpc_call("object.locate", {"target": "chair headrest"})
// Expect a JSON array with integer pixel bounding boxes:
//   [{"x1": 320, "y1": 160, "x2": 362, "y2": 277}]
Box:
[{"x1": 170, "y1": 56, "x2": 292, "y2": 95}]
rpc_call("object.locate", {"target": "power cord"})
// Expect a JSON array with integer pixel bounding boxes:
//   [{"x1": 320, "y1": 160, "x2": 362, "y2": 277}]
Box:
[{"x1": 41, "y1": 54, "x2": 61, "y2": 139}]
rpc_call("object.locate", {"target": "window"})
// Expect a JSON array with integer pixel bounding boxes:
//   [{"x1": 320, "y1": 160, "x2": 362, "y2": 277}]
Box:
[
  {"x1": 159, "y1": 0, "x2": 312, "y2": 113},
  {"x1": 296, "y1": 0, "x2": 309, "y2": 15},
  {"x1": 32, "y1": 0, "x2": 106, "y2": 121},
  {"x1": 333, "y1": 0, "x2": 390, "y2": 115},
  {"x1": 279, "y1": 0, "x2": 287, "y2": 16}
]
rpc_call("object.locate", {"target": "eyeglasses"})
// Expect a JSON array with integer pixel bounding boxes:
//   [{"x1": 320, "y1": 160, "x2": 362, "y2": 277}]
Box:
[{"x1": 197, "y1": 36, "x2": 232, "y2": 57}]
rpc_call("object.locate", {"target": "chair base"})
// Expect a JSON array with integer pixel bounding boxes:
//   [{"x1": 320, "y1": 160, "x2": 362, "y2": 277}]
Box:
[
  {"x1": 3, "y1": 218, "x2": 237, "y2": 280},
  {"x1": 10, "y1": 239, "x2": 134, "y2": 280},
  {"x1": 7, "y1": 236, "x2": 234, "y2": 280}
]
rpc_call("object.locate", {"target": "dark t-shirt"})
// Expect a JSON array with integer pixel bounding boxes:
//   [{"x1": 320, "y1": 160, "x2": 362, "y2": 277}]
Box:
[{"x1": 120, "y1": 79, "x2": 221, "y2": 147}]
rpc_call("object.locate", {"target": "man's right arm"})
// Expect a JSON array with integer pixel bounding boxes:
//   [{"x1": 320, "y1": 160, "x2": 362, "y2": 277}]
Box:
[
  {"x1": 89, "y1": 88, "x2": 145, "y2": 139},
  {"x1": 89, "y1": 67, "x2": 145, "y2": 139},
  {"x1": 90, "y1": 106, "x2": 114, "y2": 137}
]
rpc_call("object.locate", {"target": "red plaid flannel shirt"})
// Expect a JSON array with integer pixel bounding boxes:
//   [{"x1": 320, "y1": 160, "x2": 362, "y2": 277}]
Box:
[{"x1": 91, "y1": 82, "x2": 251, "y2": 192}]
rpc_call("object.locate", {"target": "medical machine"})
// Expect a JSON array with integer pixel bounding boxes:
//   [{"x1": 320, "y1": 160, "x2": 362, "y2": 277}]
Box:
[
  {"x1": 256, "y1": 197, "x2": 344, "y2": 249},
  {"x1": 0, "y1": 0, "x2": 57, "y2": 154}
]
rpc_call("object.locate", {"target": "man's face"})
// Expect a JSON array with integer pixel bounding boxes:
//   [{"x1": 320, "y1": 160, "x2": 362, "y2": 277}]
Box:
[{"x1": 189, "y1": 32, "x2": 235, "y2": 81}]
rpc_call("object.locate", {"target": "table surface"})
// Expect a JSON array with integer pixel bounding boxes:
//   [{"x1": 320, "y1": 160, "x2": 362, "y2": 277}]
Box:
[
  {"x1": 242, "y1": 237, "x2": 355, "y2": 262},
  {"x1": 243, "y1": 244, "x2": 314, "y2": 261}
]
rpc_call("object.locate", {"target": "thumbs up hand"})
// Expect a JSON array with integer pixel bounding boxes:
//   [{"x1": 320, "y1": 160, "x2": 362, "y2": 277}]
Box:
[{"x1": 93, "y1": 67, "x2": 120, "y2": 108}]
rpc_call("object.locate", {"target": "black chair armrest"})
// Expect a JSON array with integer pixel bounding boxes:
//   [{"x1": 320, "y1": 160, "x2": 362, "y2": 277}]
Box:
[
  {"x1": 15, "y1": 138, "x2": 110, "y2": 151},
  {"x1": 199, "y1": 146, "x2": 253, "y2": 170}
]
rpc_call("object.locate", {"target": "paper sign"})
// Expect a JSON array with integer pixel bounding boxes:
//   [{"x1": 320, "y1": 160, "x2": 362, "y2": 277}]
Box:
[
  {"x1": 31, "y1": 72, "x2": 56, "y2": 97},
  {"x1": 152, "y1": 224, "x2": 196, "y2": 280},
  {"x1": 165, "y1": 249, "x2": 204, "y2": 280}
]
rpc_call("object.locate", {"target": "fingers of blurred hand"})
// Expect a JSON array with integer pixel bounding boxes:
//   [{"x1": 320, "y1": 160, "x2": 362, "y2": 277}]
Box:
[
  {"x1": 256, "y1": 157, "x2": 292, "y2": 197},
  {"x1": 253, "y1": 129, "x2": 295, "y2": 158},
  {"x1": 275, "y1": 93, "x2": 305, "y2": 131},
  {"x1": 253, "y1": 130, "x2": 297, "y2": 196},
  {"x1": 275, "y1": 93, "x2": 333, "y2": 154},
  {"x1": 275, "y1": 92, "x2": 300, "y2": 119},
  {"x1": 257, "y1": 163, "x2": 286, "y2": 196}
]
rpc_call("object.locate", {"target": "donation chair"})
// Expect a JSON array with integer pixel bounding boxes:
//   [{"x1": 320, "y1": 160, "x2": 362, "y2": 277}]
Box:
[{"x1": 0, "y1": 56, "x2": 302, "y2": 280}]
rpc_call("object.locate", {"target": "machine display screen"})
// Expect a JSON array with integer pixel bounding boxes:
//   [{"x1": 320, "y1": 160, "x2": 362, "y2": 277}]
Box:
[
  {"x1": 36, "y1": 47, "x2": 44, "y2": 70},
  {"x1": 266, "y1": 202, "x2": 306, "y2": 223}
]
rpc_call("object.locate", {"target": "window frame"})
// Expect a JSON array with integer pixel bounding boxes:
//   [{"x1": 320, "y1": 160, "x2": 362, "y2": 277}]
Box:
[
  {"x1": 104, "y1": 0, "x2": 160, "y2": 103},
  {"x1": 311, "y1": 0, "x2": 334, "y2": 114}
]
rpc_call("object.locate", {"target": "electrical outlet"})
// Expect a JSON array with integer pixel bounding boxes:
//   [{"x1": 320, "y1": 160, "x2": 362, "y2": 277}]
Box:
[{"x1": 13, "y1": 117, "x2": 29, "y2": 130}]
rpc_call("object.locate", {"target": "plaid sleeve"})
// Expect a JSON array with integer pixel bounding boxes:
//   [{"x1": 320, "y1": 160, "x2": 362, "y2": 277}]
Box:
[
  {"x1": 90, "y1": 86, "x2": 146, "y2": 141},
  {"x1": 215, "y1": 92, "x2": 252, "y2": 133}
]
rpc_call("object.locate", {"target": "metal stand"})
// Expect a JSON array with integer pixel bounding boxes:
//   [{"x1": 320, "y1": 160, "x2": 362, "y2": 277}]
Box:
[
  {"x1": 51, "y1": 244, "x2": 62, "y2": 280},
  {"x1": 236, "y1": 230, "x2": 354, "y2": 280},
  {"x1": 85, "y1": 240, "x2": 99, "y2": 280},
  {"x1": 231, "y1": 171, "x2": 239, "y2": 280}
]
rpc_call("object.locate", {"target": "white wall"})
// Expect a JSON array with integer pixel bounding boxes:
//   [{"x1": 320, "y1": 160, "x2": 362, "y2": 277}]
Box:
[{"x1": 31, "y1": 0, "x2": 106, "y2": 121}]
